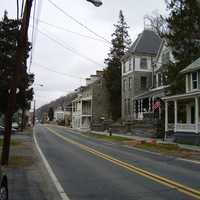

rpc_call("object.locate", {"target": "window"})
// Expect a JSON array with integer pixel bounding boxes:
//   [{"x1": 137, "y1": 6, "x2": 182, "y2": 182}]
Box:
[
  {"x1": 124, "y1": 99, "x2": 127, "y2": 115},
  {"x1": 153, "y1": 75, "x2": 156, "y2": 88},
  {"x1": 129, "y1": 59, "x2": 132, "y2": 71},
  {"x1": 123, "y1": 62, "x2": 125, "y2": 73},
  {"x1": 128, "y1": 77, "x2": 132, "y2": 89},
  {"x1": 132, "y1": 57, "x2": 135, "y2": 69},
  {"x1": 127, "y1": 99, "x2": 130, "y2": 115},
  {"x1": 140, "y1": 58, "x2": 147, "y2": 69},
  {"x1": 192, "y1": 72, "x2": 198, "y2": 90},
  {"x1": 158, "y1": 73, "x2": 162, "y2": 87},
  {"x1": 123, "y1": 79, "x2": 126, "y2": 91},
  {"x1": 141, "y1": 76, "x2": 147, "y2": 89}
]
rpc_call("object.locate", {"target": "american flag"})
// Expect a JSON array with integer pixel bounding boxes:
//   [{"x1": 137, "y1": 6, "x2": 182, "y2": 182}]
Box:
[{"x1": 153, "y1": 100, "x2": 161, "y2": 111}]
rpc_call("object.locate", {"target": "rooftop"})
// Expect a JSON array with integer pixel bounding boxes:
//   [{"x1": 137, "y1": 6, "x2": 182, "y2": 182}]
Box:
[
  {"x1": 128, "y1": 29, "x2": 161, "y2": 56},
  {"x1": 181, "y1": 57, "x2": 200, "y2": 74}
]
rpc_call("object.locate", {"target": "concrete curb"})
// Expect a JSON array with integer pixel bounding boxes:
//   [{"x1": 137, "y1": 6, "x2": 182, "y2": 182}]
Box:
[{"x1": 33, "y1": 127, "x2": 70, "y2": 200}]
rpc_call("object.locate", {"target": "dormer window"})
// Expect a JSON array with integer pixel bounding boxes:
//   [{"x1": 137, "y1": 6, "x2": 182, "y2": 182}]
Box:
[{"x1": 192, "y1": 72, "x2": 198, "y2": 90}]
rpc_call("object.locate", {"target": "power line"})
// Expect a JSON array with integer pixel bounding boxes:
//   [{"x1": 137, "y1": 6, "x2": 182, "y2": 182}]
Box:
[
  {"x1": 46, "y1": 0, "x2": 111, "y2": 44},
  {"x1": 36, "y1": 18, "x2": 109, "y2": 44},
  {"x1": 36, "y1": 27, "x2": 102, "y2": 66},
  {"x1": 33, "y1": 62, "x2": 85, "y2": 79}
]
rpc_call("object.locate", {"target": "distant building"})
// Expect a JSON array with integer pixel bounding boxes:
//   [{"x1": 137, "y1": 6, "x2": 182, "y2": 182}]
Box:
[
  {"x1": 54, "y1": 107, "x2": 65, "y2": 121},
  {"x1": 121, "y1": 29, "x2": 162, "y2": 121},
  {"x1": 72, "y1": 71, "x2": 110, "y2": 130}
]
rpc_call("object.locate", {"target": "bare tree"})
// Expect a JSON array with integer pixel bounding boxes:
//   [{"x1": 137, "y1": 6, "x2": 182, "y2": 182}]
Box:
[{"x1": 144, "y1": 11, "x2": 168, "y2": 38}]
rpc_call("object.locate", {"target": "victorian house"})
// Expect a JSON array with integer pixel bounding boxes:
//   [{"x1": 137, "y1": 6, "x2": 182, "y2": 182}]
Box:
[{"x1": 121, "y1": 29, "x2": 162, "y2": 121}]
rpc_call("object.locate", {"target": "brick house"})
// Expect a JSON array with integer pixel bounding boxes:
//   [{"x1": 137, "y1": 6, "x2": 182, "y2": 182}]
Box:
[
  {"x1": 72, "y1": 71, "x2": 110, "y2": 130},
  {"x1": 121, "y1": 29, "x2": 162, "y2": 121}
]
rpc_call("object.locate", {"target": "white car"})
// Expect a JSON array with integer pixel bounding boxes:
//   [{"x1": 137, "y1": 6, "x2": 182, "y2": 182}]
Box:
[{"x1": 11, "y1": 122, "x2": 19, "y2": 129}]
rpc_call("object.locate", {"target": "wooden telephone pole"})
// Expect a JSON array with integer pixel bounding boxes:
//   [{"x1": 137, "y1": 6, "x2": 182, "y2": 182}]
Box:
[{"x1": 1, "y1": 0, "x2": 33, "y2": 165}]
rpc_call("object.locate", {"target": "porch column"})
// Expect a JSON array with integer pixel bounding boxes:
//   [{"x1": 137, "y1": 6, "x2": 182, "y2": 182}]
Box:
[
  {"x1": 195, "y1": 97, "x2": 199, "y2": 134},
  {"x1": 133, "y1": 100, "x2": 136, "y2": 119},
  {"x1": 174, "y1": 100, "x2": 177, "y2": 132},
  {"x1": 186, "y1": 74, "x2": 189, "y2": 93},
  {"x1": 137, "y1": 100, "x2": 140, "y2": 119},
  {"x1": 149, "y1": 97, "x2": 151, "y2": 112},
  {"x1": 141, "y1": 99, "x2": 143, "y2": 119},
  {"x1": 152, "y1": 96, "x2": 155, "y2": 113},
  {"x1": 165, "y1": 101, "x2": 168, "y2": 133}
]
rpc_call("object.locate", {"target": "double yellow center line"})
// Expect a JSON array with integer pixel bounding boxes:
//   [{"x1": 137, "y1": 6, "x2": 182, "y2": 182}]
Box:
[{"x1": 46, "y1": 126, "x2": 200, "y2": 199}]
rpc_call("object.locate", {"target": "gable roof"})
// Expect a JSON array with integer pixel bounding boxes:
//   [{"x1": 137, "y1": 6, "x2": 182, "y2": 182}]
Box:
[
  {"x1": 129, "y1": 29, "x2": 162, "y2": 55},
  {"x1": 181, "y1": 57, "x2": 200, "y2": 74}
]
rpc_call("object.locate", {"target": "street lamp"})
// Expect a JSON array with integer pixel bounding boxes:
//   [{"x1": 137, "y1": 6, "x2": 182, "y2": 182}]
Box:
[{"x1": 86, "y1": 0, "x2": 103, "y2": 7}]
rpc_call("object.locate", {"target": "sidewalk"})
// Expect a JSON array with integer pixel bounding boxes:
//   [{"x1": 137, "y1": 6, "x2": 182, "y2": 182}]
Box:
[
  {"x1": 89, "y1": 130, "x2": 200, "y2": 152},
  {"x1": 5, "y1": 130, "x2": 60, "y2": 200}
]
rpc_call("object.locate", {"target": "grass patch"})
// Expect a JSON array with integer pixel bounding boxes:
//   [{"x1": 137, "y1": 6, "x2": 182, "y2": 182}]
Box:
[
  {"x1": 135, "y1": 142, "x2": 181, "y2": 153},
  {"x1": 8, "y1": 155, "x2": 34, "y2": 167},
  {"x1": 126, "y1": 140, "x2": 200, "y2": 159},
  {"x1": 0, "y1": 139, "x2": 22, "y2": 147},
  {"x1": 84, "y1": 132, "x2": 131, "y2": 142}
]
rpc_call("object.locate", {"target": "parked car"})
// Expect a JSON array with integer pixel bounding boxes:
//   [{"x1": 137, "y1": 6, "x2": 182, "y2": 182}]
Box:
[
  {"x1": 0, "y1": 126, "x2": 16, "y2": 135},
  {"x1": 11, "y1": 122, "x2": 19, "y2": 129},
  {"x1": 0, "y1": 168, "x2": 8, "y2": 200}
]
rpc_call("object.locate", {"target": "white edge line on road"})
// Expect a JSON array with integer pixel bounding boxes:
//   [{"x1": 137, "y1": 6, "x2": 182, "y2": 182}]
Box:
[{"x1": 33, "y1": 127, "x2": 70, "y2": 200}]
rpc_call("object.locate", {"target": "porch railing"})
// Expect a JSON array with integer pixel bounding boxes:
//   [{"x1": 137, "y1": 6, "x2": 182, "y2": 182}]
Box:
[
  {"x1": 168, "y1": 123, "x2": 174, "y2": 131},
  {"x1": 176, "y1": 123, "x2": 196, "y2": 132}
]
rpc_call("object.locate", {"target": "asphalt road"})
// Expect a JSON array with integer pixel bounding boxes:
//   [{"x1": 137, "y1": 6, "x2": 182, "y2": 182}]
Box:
[{"x1": 35, "y1": 124, "x2": 200, "y2": 200}]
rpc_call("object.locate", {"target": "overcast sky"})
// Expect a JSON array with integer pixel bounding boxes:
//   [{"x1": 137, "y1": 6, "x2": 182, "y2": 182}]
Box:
[{"x1": 1, "y1": 0, "x2": 167, "y2": 109}]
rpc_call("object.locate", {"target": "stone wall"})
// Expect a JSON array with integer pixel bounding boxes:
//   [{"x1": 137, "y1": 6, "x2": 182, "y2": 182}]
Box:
[{"x1": 92, "y1": 78, "x2": 111, "y2": 124}]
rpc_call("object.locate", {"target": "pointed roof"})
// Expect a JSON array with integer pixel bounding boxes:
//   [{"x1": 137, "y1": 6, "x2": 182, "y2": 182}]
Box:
[
  {"x1": 181, "y1": 57, "x2": 200, "y2": 74},
  {"x1": 129, "y1": 29, "x2": 162, "y2": 55}
]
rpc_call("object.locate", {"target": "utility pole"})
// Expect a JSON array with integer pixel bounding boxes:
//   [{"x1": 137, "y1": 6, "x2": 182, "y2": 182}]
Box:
[
  {"x1": 32, "y1": 100, "x2": 36, "y2": 126},
  {"x1": 1, "y1": 0, "x2": 33, "y2": 165}
]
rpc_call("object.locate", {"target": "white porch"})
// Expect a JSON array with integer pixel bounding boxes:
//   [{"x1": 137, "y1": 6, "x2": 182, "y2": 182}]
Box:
[{"x1": 164, "y1": 92, "x2": 200, "y2": 134}]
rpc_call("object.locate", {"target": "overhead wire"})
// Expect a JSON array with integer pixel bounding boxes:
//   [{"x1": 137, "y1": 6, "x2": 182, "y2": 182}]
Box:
[
  {"x1": 36, "y1": 18, "x2": 109, "y2": 45},
  {"x1": 33, "y1": 62, "x2": 85, "y2": 80},
  {"x1": 36, "y1": 27, "x2": 102, "y2": 66},
  {"x1": 46, "y1": 0, "x2": 111, "y2": 44}
]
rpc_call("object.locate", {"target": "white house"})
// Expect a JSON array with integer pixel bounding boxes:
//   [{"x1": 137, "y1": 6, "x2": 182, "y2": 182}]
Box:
[{"x1": 163, "y1": 57, "x2": 200, "y2": 145}]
